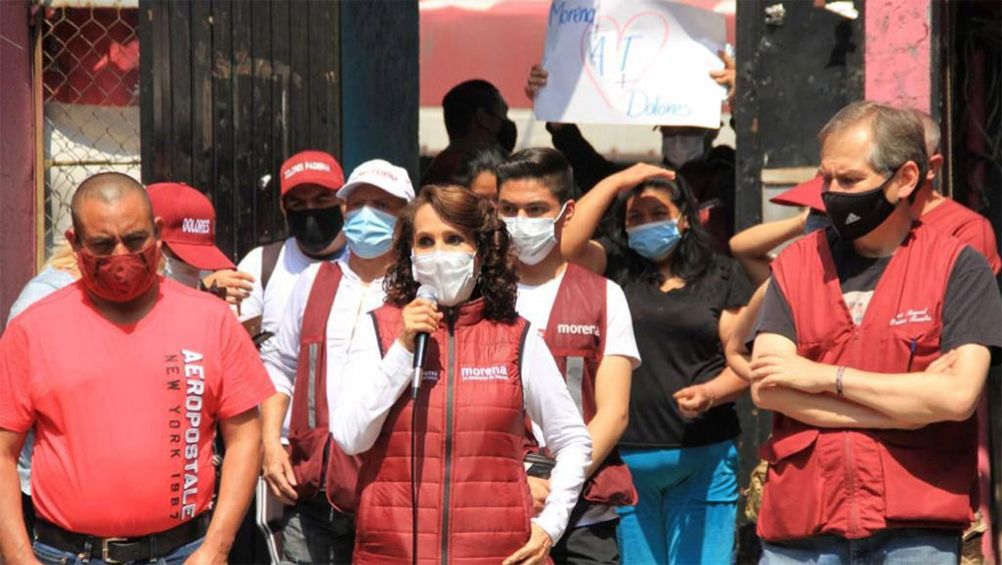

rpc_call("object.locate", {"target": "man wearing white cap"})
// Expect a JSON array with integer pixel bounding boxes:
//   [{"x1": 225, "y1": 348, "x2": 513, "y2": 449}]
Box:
[{"x1": 260, "y1": 159, "x2": 415, "y2": 564}]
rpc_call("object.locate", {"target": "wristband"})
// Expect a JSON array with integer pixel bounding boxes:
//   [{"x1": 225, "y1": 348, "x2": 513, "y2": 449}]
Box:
[{"x1": 835, "y1": 366, "x2": 846, "y2": 397}]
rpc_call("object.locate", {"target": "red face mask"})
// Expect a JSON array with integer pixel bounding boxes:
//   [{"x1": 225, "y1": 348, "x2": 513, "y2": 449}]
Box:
[{"x1": 77, "y1": 242, "x2": 161, "y2": 303}]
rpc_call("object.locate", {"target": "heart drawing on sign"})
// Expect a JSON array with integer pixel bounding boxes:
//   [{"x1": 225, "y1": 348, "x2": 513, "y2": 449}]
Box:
[{"x1": 580, "y1": 12, "x2": 670, "y2": 111}]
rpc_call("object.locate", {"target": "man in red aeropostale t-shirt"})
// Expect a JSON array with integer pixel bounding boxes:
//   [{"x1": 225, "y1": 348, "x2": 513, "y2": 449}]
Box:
[{"x1": 0, "y1": 173, "x2": 275, "y2": 565}]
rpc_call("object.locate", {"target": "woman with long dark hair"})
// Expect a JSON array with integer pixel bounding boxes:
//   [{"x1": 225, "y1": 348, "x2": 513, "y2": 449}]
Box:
[
  {"x1": 561, "y1": 164, "x2": 753, "y2": 564},
  {"x1": 329, "y1": 185, "x2": 592, "y2": 564}
]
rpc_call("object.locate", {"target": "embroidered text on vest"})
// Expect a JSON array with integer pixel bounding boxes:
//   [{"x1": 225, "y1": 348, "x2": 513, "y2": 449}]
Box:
[
  {"x1": 557, "y1": 323, "x2": 600, "y2": 337},
  {"x1": 460, "y1": 365, "x2": 509, "y2": 381}
]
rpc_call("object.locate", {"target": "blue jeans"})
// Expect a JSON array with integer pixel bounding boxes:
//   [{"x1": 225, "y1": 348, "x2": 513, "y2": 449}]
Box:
[
  {"x1": 760, "y1": 528, "x2": 960, "y2": 564},
  {"x1": 616, "y1": 440, "x2": 739, "y2": 565},
  {"x1": 32, "y1": 538, "x2": 202, "y2": 565}
]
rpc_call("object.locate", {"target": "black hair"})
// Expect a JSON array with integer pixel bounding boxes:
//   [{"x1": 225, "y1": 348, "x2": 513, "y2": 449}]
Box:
[
  {"x1": 495, "y1": 147, "x2": 575, "y2": 203},
  {"x1": 452, "y1": 144, "x2": 508, "y2": 188},
  {"x1": 442, "y1": 79, "x2": 503, "y2": 140},
  {"x1": 606, "y1": 175, "x2": 715, "y2": 289}
]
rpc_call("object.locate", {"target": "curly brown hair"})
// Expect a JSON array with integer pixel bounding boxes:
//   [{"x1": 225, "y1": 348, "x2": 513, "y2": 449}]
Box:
[{"x1": 383, "y1": 184, "x2": 518, "y2": 323}]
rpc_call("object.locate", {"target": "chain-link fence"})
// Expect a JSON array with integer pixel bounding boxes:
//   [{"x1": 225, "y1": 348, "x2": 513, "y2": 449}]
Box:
[{"x1": 41, "y1": 5, "x2": 140, "y2": 258}]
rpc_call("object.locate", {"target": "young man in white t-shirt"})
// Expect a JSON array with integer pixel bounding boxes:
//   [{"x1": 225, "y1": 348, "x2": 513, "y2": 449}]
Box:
[
  {"x1": 225, "y1": 150, "x2": 347, "y2": 562},
  {"x1": 234, "y1": 150, "x2": 348, "y2": 345},
  {"x1": 260, "y1": 159, "x2": 415, "y2": 564},
  {"x1": 497, "y1": 148, "x2": 641, "y2": 563}
]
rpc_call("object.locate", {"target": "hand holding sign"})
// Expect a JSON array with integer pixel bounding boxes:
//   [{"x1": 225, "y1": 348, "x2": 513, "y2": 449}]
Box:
[{"x1": 534, "y1": 0, "x2": 727, "y2": 128}]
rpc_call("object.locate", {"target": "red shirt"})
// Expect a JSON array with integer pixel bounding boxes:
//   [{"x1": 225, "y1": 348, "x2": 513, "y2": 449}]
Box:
[
  {"x1": 0, "y1": 278, "x2": 274, "y2": 537},
  {"x1": 921, "y1": 198, "x2": 1002, "y2": 274}
]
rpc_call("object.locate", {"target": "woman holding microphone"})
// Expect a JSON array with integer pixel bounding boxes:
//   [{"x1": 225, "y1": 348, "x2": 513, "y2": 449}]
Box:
[{"x1": 329, "y1": 184, "x2": 592, "y2": 564}]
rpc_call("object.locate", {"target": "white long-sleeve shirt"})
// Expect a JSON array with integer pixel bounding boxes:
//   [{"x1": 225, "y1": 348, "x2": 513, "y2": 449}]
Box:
[
  {"x1": 261, "y1": 254, "x2": 386, "y2": 438},
  {"x1": 329, "y1": 316, "x2": 592, "y2": 544}
]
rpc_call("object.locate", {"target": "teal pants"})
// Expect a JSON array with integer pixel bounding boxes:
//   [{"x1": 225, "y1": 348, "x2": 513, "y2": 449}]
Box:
[{"x1": 616, "y1": 440, "x2": 739, "y2": 564}]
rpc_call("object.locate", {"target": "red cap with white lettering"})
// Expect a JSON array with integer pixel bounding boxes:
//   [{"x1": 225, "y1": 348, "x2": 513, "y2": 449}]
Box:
[
  {"x1": 148, "y1": 182, "x2": 235, "y2": 270},
  {"x1": 280, "y1": 150, "x2": 345, "y2": 196}
]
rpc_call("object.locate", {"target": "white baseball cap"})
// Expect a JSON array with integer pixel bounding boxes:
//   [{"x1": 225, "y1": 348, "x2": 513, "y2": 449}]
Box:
[{"x1": 339, "y1": 159, "x2": 415, "y2": 203}]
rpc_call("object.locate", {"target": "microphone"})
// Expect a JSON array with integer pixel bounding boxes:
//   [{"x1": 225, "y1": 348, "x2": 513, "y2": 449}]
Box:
[{"x1": 412, "y1": 285, "x2": 438, "y2": 399}]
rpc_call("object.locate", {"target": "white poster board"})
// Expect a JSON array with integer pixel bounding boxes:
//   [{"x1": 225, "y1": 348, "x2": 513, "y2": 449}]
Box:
[{"x1": 534, "y1": 0, "x2": 727, "y2": 128}]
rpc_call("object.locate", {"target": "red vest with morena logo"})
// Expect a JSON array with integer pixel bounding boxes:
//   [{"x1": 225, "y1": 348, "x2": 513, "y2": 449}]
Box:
[
  {"x1": 287, "y1": 262, "x2": 362, "y2": 513},
  {"x1": 758, "y1": 225, "x2": 975, "y2": 541},
  {"x1": 354, "y1": 300, "x2": 534, "y2": 565},
  {"x1": 540, "y1": 263, "x2": 637, "y2": 507}
]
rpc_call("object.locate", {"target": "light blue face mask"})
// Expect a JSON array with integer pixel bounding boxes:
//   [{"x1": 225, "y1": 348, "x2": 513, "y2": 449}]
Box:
[
  {"x1": 626, "y1": 219, "x2": 682, "y2": 261},
  {"x1": 804, "y1": 212, "x2": 831, "y2": 234},
  {"x1": 343, "y1": 206, "x2": 397, "y2": 259}
]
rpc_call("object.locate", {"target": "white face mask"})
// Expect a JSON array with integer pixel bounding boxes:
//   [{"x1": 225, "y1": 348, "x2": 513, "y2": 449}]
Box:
[
  {"x1": 661, "y1": 131, "x2": 706, "y2": 168},
  {"x1": 411, "y1": 250, "x2": 478, "y2": 307},
  {"x1": 163, "y1": 254, "x2": 203, "y2": 288},
  {"x1": 502, "y1": 203, "x2": 566, "y2": 266}
]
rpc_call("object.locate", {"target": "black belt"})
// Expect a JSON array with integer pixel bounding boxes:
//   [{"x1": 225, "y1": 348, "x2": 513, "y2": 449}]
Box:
[{"x1": 35, "y1": 513, "x2": 210, "y2": 564}]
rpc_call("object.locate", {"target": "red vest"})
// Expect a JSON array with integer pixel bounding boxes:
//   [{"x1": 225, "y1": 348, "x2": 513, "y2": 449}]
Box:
[
  {"x1": 287, "y1": 262, "x2": 362, "y2": 513},
  {"x1": 354, "y1": 300, "x2": 533, "y2": 565},
  {"x1": 758, "y1": 227, "x2": 975, "y2": 541},
  {"x1": 541, "y1": 264, "x2": 637, "y2": 507}
]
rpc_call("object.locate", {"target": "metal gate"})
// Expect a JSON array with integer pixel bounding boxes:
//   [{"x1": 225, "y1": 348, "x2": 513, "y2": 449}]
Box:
[{"x1": 38, "y1": 3, "x2": 141, "y2": 260}]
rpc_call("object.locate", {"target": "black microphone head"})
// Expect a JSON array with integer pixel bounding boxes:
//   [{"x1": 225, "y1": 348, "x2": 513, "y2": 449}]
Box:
[{"x1": 416, "y1": 284, "x2": 438, "y2": 306}]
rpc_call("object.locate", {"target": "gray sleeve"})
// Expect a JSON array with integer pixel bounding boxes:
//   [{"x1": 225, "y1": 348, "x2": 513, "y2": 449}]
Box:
[
  {"x1": 747, "y1": 276, "x2": 797, "y2": 352},
  {"x1": 7, "y1": 269, "x2": 74, "y2": 323},
  {"x1": 941, "y1": 247, "x2": 1002, "y2": 361}
]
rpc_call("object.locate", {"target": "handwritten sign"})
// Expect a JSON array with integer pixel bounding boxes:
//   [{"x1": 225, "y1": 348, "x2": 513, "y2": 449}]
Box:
[{"x1": 534, "y1": 0, "x2": 727, "y2": 128}]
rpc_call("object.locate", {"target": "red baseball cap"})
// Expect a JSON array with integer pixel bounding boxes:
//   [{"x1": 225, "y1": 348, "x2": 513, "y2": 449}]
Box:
[
  {"x1": 148, "y1": 182, "x2": 235, "y2": 270},
  {"x1": 770, "y1": 175, "x2": 826, "y2": 213},
  {"x1": 280, "y1": 150, "x2": 345, "y2": 196}
]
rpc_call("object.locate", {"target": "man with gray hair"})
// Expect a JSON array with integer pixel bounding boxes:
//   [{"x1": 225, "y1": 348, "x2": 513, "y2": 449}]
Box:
[{"x1": 746, "y1": 102, "x2": 1001, "y2": 562}]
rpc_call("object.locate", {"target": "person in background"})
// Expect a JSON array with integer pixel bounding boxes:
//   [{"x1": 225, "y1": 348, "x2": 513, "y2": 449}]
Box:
[
  {"x1": 0, "y1": 172, "x2": 274, "y2": 565},
  {"x1": 329, "y1": 185, "x2": 592, "y2": 564},
  {"x1": 748, "y1": 101, "x2": 1001, "y2": 563},
  {"x1": 4, "y1": 240, "x2": 79, "y2": 543},
  {"x1": 148, "y1": 182, "x2": 237, "y2": 288},
  {"x1": 7, "y1": 242, "x2": 80, "y2": 323},
  {"x1": 260, "y1": 159, "x2": 415, "y2": 564},
  {"x1": 497, "y1": 148, "x2": 641, "y2": 563},
  {"x1": 560, "y1": 164, "x2": 753, "y2": 564},
  {"x1": 233, "y1": 150, "x2": 347, "y2": 444},
  {"x1": 231, "y1": 150, "x2": 347, "y2": 338},
  {"x1": 725, "y1": 175, "x2": 830, "y2": 377},
  {"x1": 452, "y1": 143, "x2": 508, "y2": 202},
  {"x1": 218, "y1": 150, "x2": 348, "y2": 563},
  {"x1": 729, "y1": 175, "x2": 828, "y2": 286},
  {"x1": 422, "y1": 79, "x2": 516, "y2": 186},
  {"x1": 908, "y1": 109, "x2": 1001, "y2": 275},
  {"x1": 905, "y1": 108, "x2": 1001, "y2": 563},
  {"x1": 523, "y1": 56, "x2": 737, "y2": 254}
]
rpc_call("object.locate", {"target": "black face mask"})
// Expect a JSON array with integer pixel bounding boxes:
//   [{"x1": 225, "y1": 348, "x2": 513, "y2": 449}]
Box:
[
  {"x1": 821, "y1": 172, "x2": 899, "y2": 240},
  {"x1": 497, "y1": 119, "x2": 517, "y2": 153},
  {"x1": 286, "y1": 205, "x2": 343, "y2": 255}
]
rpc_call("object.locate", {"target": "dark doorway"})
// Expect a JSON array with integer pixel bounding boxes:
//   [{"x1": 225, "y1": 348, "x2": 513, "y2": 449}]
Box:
[{"x1": 139, "y1": 0, "x2": 341, "y2": 261}]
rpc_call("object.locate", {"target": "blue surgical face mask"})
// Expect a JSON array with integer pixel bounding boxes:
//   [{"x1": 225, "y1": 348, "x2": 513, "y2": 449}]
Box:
[
  {"x1": 805, "y1": 211, "x2": 831, "y2": 234},
  {"x1": 343, "y1": 206, "x2": 397, "y2": 259},
  {"x1": 626, "y1": 219, "x2": 682, "y2": 261}
]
